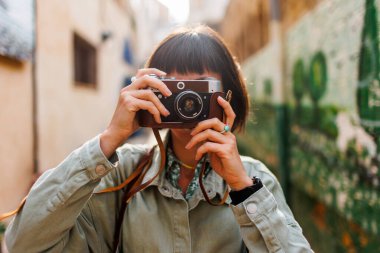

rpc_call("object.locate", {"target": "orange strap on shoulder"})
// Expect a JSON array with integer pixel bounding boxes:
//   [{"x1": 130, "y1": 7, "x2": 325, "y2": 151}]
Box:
[
  {"x1": 0, "y1": 140, "x2": 155, "y2": 221},
  {"x1": 0, "y1": 196, "x2": 27, "y2": 221}
]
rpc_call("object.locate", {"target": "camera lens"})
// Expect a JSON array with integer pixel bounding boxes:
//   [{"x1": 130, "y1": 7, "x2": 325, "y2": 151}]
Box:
[{"x1": 174, "y1": 91, "x2": 203, "y2": 120}]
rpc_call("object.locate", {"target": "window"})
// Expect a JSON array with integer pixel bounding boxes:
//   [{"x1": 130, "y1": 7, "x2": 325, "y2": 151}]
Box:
[{"x1": 73, "y1": 33, "x2": 97, "y2": 87}]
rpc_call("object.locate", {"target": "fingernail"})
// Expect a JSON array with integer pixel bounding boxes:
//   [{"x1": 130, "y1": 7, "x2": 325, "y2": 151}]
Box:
[
  {"x1": 167, "y1": 90, "x2": 172, "y2": 96},
  {"x1": 185, "y1": 144, "x2": 190, "y2": 149},
  {"x1": 165, "y1": 110, "x2": 170, "y2": 116}
]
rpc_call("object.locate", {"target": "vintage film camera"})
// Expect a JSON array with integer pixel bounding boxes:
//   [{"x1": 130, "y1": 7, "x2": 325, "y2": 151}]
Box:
[{"x1": 137, "y1": 75, "x2": 226, "y2": 128}]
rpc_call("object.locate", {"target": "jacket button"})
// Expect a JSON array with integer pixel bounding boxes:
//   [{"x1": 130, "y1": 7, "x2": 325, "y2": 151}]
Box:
[
  {"x1": 95, "y1": 164, "x2": 106, "y2": 175},
  {"x1": 246, "y1": 203, "x2": 258, "y2": 214}
]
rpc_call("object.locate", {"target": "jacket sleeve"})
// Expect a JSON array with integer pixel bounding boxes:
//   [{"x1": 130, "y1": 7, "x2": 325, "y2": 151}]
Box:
[
  {"x1": 5, "y1": 135, "x2": 118, "y2": 253},
  {"x1": 230, "y1": 160, "x2": 313, "y2": 253}
]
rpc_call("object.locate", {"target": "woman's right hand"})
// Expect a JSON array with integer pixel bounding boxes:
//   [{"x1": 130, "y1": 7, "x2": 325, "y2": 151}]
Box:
[{"x1": 100, "y1": 68, "x2": 172, "y2": 158}]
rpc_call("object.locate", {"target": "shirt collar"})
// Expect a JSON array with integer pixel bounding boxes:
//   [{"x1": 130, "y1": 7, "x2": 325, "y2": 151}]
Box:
[{"x1": 142, "y1": 129, "x2": 230, "y2": 204}]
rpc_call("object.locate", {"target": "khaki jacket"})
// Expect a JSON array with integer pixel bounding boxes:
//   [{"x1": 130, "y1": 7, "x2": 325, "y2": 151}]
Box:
[{"x1": 5, "y1": 134, "x2": 312, "y2": 253}]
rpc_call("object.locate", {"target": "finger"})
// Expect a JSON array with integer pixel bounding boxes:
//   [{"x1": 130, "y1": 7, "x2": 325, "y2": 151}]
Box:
[
  {"x1": 217, "y1": 96, "x2": 236, "y2": 128},
  {"x1": 195, "y1": 142, "x2": 223, "y2": 161},
  {"x1": 132, "y1": 89, "x2": 170, "y2": 117},
  {"x1": 186, "y1": 129, "x2": 227, "y2": 150},
  {"x1": 131, "y1": 97, "x2": 162, "y2": 124},
  {"x1": 135, "y1": 68, "x2": 167, "y2": 78},
  {"x1": 128, "y1": 75, "x2": 172, "y2": 97},
  {"x1": 190, "y1": 117, "x2": 224, "y2": 136}
]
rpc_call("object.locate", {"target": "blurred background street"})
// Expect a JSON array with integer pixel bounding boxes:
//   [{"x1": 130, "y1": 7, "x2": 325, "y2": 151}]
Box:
[{"x1": 1, "y1": 0, "x2": 380, "y2": 252}]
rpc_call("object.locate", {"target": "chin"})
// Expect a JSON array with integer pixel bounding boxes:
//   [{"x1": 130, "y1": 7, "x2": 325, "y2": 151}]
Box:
[{"x1": 170, "y1": 128, "x2": 193, "y2": 138}]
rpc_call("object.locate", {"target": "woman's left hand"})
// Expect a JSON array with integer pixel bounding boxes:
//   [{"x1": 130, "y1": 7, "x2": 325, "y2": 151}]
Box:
[{"x1": 185, "y1": 96, "x2": 253, "y2": 191}]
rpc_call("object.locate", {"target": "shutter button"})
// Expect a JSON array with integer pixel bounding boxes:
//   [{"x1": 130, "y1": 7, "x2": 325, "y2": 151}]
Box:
[
  {"x1": 95, "y1": 164, "x2": 106, "y2": 176},
  {"x1": 246, "y1": 203, "x2": 258, "y2": 214}
]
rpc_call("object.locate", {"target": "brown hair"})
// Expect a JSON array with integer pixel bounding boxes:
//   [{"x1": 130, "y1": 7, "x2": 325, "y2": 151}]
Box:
[{"x1": 145, "y1": 25, "x2": 249, "y2": 132}]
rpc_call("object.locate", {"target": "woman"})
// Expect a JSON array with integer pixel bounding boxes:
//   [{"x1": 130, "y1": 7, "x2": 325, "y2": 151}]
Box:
[{"x1": 5, "y1": 25, "x2": 312, "y2": 252}]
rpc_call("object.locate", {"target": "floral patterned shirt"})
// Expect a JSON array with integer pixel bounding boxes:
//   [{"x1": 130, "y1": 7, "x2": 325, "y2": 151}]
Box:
[{"x1": 165, "y1": 147, "x2": 211, "y2": 200}]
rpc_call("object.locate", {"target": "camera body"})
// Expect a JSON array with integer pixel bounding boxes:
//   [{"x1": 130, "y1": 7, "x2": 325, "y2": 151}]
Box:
[{"x1": 137, "y1": 76, "x2": 225, "y2": 128}]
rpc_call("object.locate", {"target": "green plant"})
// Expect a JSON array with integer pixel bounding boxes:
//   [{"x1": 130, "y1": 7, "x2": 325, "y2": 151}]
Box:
[
  {"x1": 292, "y1": 59, "x2": 307, "y2": 119},
  {"x1": 0, "y1": 222, "x2": 4, "y2": 234},
  {"x1": 357, "y1": 0, "x2": 380, "y2": 148},
  {"x1": 263, "y1": 78, "x2": 273, "y2": 102},
  {"x1": 319, "y1": 106, "x2": 339, "y2": 138},
  {"x1": 308, "y1": 51, "x2": 328, "y2": 125},
  {"x1": 0, "y1": 221, "x2": 5, "y2": 252}
]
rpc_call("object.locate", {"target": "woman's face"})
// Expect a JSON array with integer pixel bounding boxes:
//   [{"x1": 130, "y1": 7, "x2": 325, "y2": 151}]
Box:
[{"x1": 168, "y1": 71, "x2": 222, "y2": 139}]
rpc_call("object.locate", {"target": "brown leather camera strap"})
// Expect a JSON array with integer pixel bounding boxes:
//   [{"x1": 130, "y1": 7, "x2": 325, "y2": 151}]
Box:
[
  {"x1": 124, "y1": 129, "x2": 166, "y2": 200},
  {"x1": 96, "y1": 153, "x2": 151, "y2": 194},
  {"x1": 109, "y1": 128, "x2": 166, "y2": 253},
  {"x1": 199, "y1": 157, "x2": 230, "y2": 206}
]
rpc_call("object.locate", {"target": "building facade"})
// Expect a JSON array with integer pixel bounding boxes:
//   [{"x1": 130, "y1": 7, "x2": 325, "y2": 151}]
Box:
[{"x1": 0, "y1": 0, "x2": 135, "y2": 220}]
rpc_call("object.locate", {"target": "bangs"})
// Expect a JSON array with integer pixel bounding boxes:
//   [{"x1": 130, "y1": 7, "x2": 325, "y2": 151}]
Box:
[{"x1": 147, "y1": 32, "x2": 227, "y2": 75}]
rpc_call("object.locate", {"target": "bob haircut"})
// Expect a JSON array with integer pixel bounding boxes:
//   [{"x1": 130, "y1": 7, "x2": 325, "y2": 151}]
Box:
[{"x1": 145, "y1": 25, "x2": 249, "y2": 132}]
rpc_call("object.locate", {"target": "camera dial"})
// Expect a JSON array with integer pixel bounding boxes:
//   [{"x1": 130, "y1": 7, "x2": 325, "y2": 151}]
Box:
[{"x1": 177, "y1": 81, "x2": 185, "y2": 90}]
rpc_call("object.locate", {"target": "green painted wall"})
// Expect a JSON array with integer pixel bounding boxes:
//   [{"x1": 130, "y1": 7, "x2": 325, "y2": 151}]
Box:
[{"x1": 239, "y1": 0, "x2": 380, "y2": 252}]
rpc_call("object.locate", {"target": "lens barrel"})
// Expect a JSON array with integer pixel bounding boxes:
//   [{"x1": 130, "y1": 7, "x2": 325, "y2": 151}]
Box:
[{"x1": 174, "y1": 91, "x2": 203, "y2": 120}]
